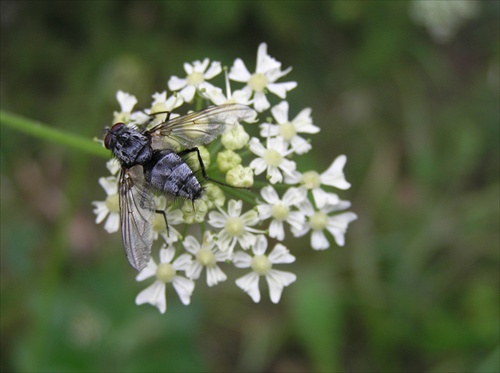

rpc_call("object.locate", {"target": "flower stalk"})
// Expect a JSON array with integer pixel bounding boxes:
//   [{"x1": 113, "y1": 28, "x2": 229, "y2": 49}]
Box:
[{"x1": 0, "y1": 110, "x2": 109, "y2": 158}]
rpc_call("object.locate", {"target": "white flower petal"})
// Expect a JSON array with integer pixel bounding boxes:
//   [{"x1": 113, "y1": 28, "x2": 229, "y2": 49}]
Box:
[
  {"x1": 267, "y1": 82, "x2": 297, "y2": 99},
  {"x1": 320, "y1": 155, "x2": 351, "y2": 189},
  {"x1": 135, "y1": 281, "x2": 166, "y2": 313},
  {"x1": 168, "y1": 76, "x2": 187, "y2": 91},
  {"x1": 182, "y1": 235, "x2": 201, "y2": 254},
  {"x1": 252, "y1": 235, "x2": 268, "y2": 255},
  {"x1": 208, "y1": 211, "x2": 226, "y2": 228},
  {"x1": 206, "y1": 266, "x2": 227, "y2": 287},
  {"x1": 228, "y1": 199, "x2": 242, "y2": 217},
  {"x1": 268, "y1": 166, "x2": 283, "y2": 184},
  {"x1": 312, "y1": 188, "x2": 340, "y2": 209},
  {"x1": 204, "y1": 61, "x2": 222, "y2": 79},
  {"x1": 311, "y1": 230, "x2": 330, "y2": 250},
  {"x1": 172, "y1": 276, "x2": 195, "y2": 305},
  {"x1": 104, "y1": 213, "x2": 119, "y2": 233},
  {"x1": 232, "y1": 251, "x2": 252, "y2": 268},
  {"x1": 180, "y1": 85, "x2": 196, "y2": 102},
  {"x1": 116, "y1": 91, "x2": 137, "y2": 112},
  {"x1": 271, "y1": 101, "x2": 289, "y2": 123},
  {"x1": 268, "y1": 244, "x2": 295, "y2": 264},
  {"x1": 237, "y1": 231, "x2": 257, "y2": 250},
  {"x1": 229, "y1": 58, "x2": 251, "y2": 82},
  {"x1": 160, "y1": 246, "x2": 175, "y2": 264},
  {"x1": 249, "y1": 158, "x2": 268, "y2": 175},
  {"x1": 98, "y1": 177, "x2": 118, "y2": 195},
  {"x1": 253, "y1": 91, "x2": 270, "y2": 112},
  {"x1": 186, "y1": 262, "x2": 203, "y2": 280},
  {"x1": 269, "y1": 220, "x2": 285, "y2": 241},
  {"x1": 135, "y1": 259, "x2": 157, "y2": 281},
  {"x1": 260, "y1": 185, "x2": 279, "y2": 204},
  {"x1": 173, "y1": 253, "x2": 193, "y2": 271},
  {"x1": 266, "y1": 269, "x2": 296, "y2": 303},
  {"x1": 235, "y1": 272, "x2": 261, "y2": 303}
]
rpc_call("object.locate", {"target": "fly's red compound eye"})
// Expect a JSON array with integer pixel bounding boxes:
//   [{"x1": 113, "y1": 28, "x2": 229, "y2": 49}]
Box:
[{"x1": 104, "y1": 123, "x2": 124, "y2": 149}]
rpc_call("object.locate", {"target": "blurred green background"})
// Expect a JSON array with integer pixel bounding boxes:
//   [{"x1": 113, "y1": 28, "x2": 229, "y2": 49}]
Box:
[{"x1": 1, "y1": 1, "x2": 498, "y2": 372}]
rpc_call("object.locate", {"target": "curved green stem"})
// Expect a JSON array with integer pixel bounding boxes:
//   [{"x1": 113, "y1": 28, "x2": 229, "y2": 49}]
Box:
[{"x1": 0, "y1": 110, "x2": 110, "y2": 158}]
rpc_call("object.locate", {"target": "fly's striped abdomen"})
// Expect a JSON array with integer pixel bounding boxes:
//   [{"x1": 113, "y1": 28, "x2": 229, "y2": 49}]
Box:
[{"x1": 143, "y1": 149, "x2": 203, "y2": 201}]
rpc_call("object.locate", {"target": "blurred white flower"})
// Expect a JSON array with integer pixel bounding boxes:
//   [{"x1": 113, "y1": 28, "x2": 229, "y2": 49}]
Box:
[
  {"x1": 92, "y1": 176, "x2": 120, "y2": 233},
  {"x1": 293, "y1": 199, "x2": 357, "y2": 250},
  {"x1": 168, "y1": 58, "x2": 222, "y2": 102},
  {"x1": 233, "y1": 235, "x2": 296, "y2": 303},
  {"x1": 229, "y1": 43, "x2": 297, "y2": 112},
  {"x1": 135, "y1": 245, "x2": 194, "y2": 314},
  {"x1": 260, "y1": 101, "x2": 320, "y2": 154},
  {"x1": 182, "y1": 231, "x2": 228, "y2": 287},
  {"x1": 249, "y1": 136, "x2": 296, "y2": 184}
]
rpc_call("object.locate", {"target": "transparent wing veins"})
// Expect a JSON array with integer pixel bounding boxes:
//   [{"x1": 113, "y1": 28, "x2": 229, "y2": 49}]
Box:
[
  {"x1": 119, "y1": 168, "x2": 155, "y2": 271},
  {"x1": 148, "y1": 104, "x2": 255, "y2": 148}
]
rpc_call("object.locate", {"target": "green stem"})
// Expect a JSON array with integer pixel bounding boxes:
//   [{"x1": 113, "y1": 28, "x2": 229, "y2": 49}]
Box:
[{"x1": 0, "y1": 110, "x2": 110, "y2": 158}]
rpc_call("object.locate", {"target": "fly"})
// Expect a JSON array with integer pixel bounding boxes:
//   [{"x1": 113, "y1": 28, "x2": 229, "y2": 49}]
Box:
[{"x1": 104, "y1": 104, "x2": 256, "y2": 271}]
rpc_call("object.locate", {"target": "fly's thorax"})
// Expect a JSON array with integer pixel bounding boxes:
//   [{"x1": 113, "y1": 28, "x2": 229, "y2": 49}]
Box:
[{"x1": 106, "y1": 124, "x2": 153, "y2": 168}]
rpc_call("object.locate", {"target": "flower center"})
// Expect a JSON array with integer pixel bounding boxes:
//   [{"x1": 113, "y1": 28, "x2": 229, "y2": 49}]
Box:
[
  {"x1": 156, "y1": 262, "x2": 176, "y2": 283},
  {"x1": 309, "y1": 211, "x2": 328, "y2": 231},
  {"x1": 196, "y1": 248, "x2": 216, "y2": 267},
  {"x1": 251, "y1": 254, "x2": 272, "y2": 275},
  {"x1": 105, "y1": 194, "x2": 119, "y2": 213},
  {"x1": 248, "y1": 73, "x2": 268, "y2": 92},
  {"x1": 301, "y1": 171, "x2": 321, "y2": 189},
  {"x1": 186, "y1": 72, "x2": 205, "y2": 85},
  {"x1": 263, "y1": 149, "x2": 282, "y2": 167},
  {"x1": 225, "y1": 217, "x2": 244, "y2": 237},
  {"x1": 271, "y1": 203, "x2": 289, "y2": 221},
  {"x1": 279, "y1": 122, "x2": 297, "y2": 141}
]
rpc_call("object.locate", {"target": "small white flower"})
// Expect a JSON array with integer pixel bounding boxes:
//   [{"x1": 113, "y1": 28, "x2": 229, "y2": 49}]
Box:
[
  {"x1": 183, "y1": 231, "x2": 228, "y2": 287},
  {"x1": 249, "y1": 137, "x2": 296, "y2": 184},
  {"x1": 92, "y1": 176, "x2": 120, "y2": 233},
  {"x1": 205, "y1": 69, "x2": 253, "y2": 106},
  {"x1": 147, "y1": 91, "x2": 184, "y2": 124},
  {"x1": 208, "y1": 199, "x2": 262, "y2": 255},
  {"x1": 293, "y1": 199, "x2": 357, "y2": 250},
  {"x1": 233, "y1": 235, "x2": 296, "y2": 303},
  {"x1": 135, "y1": 245, "x2": 195, "y2": 314},
  {"x1": 229, "y1": 43, "x2": 297, "y2": 112},
  {"x1": 113, "y1": 91, "x2": 138, "y2": 124},
  {"x1": 168, "y1": 58, "x2": 222, "y2": 102},
  {"x1": 286, "y1": 155, "x2": 351, "y2": 208},
  {"x1": 256, "y1": 186, "x2": 306, "y2": 241},
  {"x1": 260, "y1": 101, "x2": 320, "y2": 154},
  {"x1": 106, "y1": 159, "x2": 121, "y2": 176}
]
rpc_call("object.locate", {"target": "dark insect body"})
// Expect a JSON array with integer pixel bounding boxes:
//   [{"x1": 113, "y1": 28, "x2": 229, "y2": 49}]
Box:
[{"x1": 104, "y1": 104, "x2": 255, "y2": 271}]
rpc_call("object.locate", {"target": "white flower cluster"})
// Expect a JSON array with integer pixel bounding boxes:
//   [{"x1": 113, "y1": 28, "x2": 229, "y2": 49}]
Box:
[
  {"x1": 93, "y1": 43, "x2": 357, "y2": 314},
  {"x1": 409, "y1": 0, "x2": 480, "y2": 43}
]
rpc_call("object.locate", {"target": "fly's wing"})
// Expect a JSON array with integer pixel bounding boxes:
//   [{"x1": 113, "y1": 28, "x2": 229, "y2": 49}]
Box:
[
  {"x1": 118, "y1": 167, "x2": 155, "y2": 271},
  {"x1": 150, "y1": 104, "x2": 256, "y2": 148}
]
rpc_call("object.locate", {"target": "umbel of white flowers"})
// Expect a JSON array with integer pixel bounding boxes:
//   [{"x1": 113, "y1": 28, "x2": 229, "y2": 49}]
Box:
[{"x1": 93, "y1": 42, "x2": 357, "y2": 314}]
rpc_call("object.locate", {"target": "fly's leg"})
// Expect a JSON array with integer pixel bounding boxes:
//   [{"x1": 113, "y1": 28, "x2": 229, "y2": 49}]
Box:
[
  {"x1": 177, "y1": 147, "x2": 250, "y2": 190},
  {"x1": 155, "y1": 209, "x2": 169, "y2": 237}
]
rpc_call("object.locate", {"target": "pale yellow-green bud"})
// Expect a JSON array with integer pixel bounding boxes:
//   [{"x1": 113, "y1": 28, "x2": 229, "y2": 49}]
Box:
[
  {"x1": 226, "y1": 165, "x2": 254, "y2": 188},
  {"x1": 217, "y1": 149, "x2": 242, "y2": 173},
  {"x1": 221, "y1": 124, "x2": 250, "y2": 150},
  {"x1": 182, "y1": 200, "x2": 208, "y2": 224},
  {"x1": 185, "y1": 145, "x2": 210, "y2": 171},
  {"x1": 202, "y1": 184, "x2": 225, "y2": 209}
]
